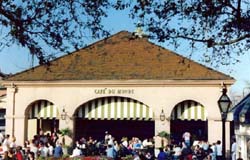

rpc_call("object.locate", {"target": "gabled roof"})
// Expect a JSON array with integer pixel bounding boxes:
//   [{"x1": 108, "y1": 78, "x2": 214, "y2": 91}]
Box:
[
  {"x1": 228, "y1": 93, "x2": 250, "y2": 123},
  {"x1": 5, "y1": 31, "x2": 234, "y2": 81}
]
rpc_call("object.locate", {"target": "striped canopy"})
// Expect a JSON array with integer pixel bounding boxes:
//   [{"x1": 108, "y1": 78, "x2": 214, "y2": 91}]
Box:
[
  {"x1": 76, "y1": 97, "x2": 154, "y2": 120},
  {"x1": 171, "y1": 100, "x2": 207, "y2": 121},
  {"x1": 28, "y1": 100, "x2": 59, "y2": 119}
]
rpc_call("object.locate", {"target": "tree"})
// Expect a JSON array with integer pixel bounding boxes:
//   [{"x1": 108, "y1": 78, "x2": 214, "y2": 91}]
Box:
[
  {"x1": 59, "y1": 127, "x2": 72, "y2": 146},
  {"x1": 132, "y1": 0, "x2": 250, "y2": 66},
  {"x1": 0, "y1": 0, "x2": 249, "y2": 65}
]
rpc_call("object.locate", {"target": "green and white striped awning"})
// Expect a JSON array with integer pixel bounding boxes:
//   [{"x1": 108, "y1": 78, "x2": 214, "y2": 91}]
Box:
[
  {"x1": 171, "y1": 100, "x2": 207, "y2": 121},
  {"x1": 28, "y1": 100, "x2": 59, "y2": 119},
  {"x1": 76, "y1": 97, "x2": 154, "y2": 120}
]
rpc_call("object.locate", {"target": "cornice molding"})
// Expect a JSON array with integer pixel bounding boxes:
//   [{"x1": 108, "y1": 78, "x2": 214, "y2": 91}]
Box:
[{"x1": 2, "y1": 79, "x2": 235, "y2": 87}]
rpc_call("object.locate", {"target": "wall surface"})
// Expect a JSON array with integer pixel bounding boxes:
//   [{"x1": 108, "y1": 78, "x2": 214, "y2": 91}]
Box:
[{"x1": 4, "y1": 80, "x2": 232, "y2": 148}]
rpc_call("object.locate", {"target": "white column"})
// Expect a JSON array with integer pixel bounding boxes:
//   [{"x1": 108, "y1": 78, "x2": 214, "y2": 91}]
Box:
[
  {"x1": 5, "y1": 85, "x2": 17, "y2": 136},
  {"x1": 208, "y1": 120, "x2": 222, "y2": 143},
  {"x1": 155, "y1": 119, "x2": 170, "y2": 143},
  {"x1": 14, "y1": 116, "x2": 25, "y2": 146},
  {"x1": 225, "y1": 121, "x2": 231, "y2": 158},
  {"x1": 241, "y1": 135, "x2": 247, "y2": 160},
  {"x1": 59, "y1": 117, "x2": 74, "y2": 146}
]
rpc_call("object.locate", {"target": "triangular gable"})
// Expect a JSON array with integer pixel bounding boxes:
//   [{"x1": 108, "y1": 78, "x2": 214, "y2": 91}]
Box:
[{"x1": 5, "y1": 31, "x2": 234, "y2": 81}]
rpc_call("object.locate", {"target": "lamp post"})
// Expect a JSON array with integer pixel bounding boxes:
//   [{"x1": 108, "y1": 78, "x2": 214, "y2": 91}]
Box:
[
  {"x1": 217, "y1": 86, "x2": 231, "y2": 159},
  {"x1": 61, "y1": 108, "x2": 67, "y2": 120},
  {"x1": 160, "y1": 109, "x2": 166, "y2": 121}
]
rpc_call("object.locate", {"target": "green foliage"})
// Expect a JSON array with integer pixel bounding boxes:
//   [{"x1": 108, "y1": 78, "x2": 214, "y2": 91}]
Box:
[
  {"x1": 121, "y1": 155, "x2": 134, "y2": 160},
  {"x1": 59, "y1": 127, "x2": 72, "y2": 137},
  {"x1": 0, "y1": 1, "x2": 249, "y2": 65},
  {"x1": 158, "y1": 131, "x2": 170, "y2": 139}
]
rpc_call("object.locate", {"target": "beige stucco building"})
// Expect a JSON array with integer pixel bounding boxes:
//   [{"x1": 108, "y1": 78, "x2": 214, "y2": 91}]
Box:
[{"x1": 2, "y1": 31, "x2": 235, "y2": 154}]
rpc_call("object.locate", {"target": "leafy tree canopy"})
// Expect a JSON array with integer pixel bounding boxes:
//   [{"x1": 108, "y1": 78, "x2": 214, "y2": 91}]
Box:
[{"x1": 0, "y1": 0, "x2": 249, "y2": 65}]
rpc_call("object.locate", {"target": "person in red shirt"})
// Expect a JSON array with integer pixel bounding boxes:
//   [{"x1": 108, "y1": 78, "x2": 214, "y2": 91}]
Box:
[{"x1": 15, "y1": 146, "x2": 23, "y2": 160}]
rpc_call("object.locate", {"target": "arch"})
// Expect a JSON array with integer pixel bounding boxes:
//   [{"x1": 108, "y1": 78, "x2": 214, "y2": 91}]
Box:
[
  {"x1": 26, "y1": 99, "x2": 59, "y2": 119},
  {"x1": 171, "y1": 100, "x2": 207, "y2": 121},
  {"x1": 74, "y1": 96, "x2": 154, "y2": 121}
]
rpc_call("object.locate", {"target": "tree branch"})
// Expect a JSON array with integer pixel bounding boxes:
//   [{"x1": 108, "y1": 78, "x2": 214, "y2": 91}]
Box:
[
  {"x1": 173, "y1": 34, "x2": 250, "y2": 47},
  {"x1": 213, "y1": 34, "x2": 250, "y2": 46}
]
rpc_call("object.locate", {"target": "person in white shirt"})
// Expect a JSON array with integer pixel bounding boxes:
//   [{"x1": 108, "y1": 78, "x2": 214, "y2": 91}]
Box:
[
  {"x1": 9, "y1": 136, "x2": 16, "y2": 149},
  {"x1": 30, "y1": 141, "x2": 38, "y2": 159},
  {"x1": 210, "y1": 143, "x2": 217, "y2": 160},
  {"x1": 182, "y1": 132, "x2": 191, "y2": 147},
  {"x1": 70, "y1": 146, "x2": 82, "y2": 157},
  {"x1": 2, "y1": 134, "x2": 10, "y2": 152},
  {"x1": 231, "y1": 139, "x2": 237, "y2": 160},
  {"x1": 39, "y1": 142, "x2": 49, "y2": 158},
  {"x1": 104, "y1": 131, "x2": 112, "y2": 144},
  {"x1": 216, "y1": 140, "x2": 223, "y2": 160},
  {"x1": 0, "y1": 132, "x2": 4, "y2": 144},
  {"x1": 121, "y1": 137, "x2": 128, "y2": 148},
  {"x1": 47, "y1": 142, "x2": 54, "y2": 156},
  {"x1": 173, "y1": 144, "x2": 182, "y2": 159}
]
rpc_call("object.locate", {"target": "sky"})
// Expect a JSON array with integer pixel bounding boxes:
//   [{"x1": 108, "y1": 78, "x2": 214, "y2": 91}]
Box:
[{"x1": 0, "y1": 7, "x2": 250, "y2": 100}]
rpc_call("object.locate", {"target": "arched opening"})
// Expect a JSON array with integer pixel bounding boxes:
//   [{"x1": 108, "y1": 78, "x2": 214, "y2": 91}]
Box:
[
  {"x1": 170, "y1": 100, "x2": 208, "y2": 144},
  {"x1": 0, "y1": 109, "x2": 5, "y2": 133},
  {"x1": 74, "y1": 96, "x2": 155, "y2": 142},
  {"x1": 25, "y1": 100, "x2": 59, "y2": 140}
]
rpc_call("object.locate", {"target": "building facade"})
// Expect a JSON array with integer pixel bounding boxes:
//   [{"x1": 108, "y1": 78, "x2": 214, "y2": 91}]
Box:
[
  {"x1": 2, "y1": 31, "x2": 234, "y2": 153},
  {"x1": 0, "y1": 72, "x2": 7, "y2": 133},
  {"x1": 228, "y1": 93, "x2": 250, "y2": 159}
]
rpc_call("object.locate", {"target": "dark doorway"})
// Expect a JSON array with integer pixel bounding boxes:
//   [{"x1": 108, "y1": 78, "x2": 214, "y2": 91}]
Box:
[
  {"x1": 74, "y1": 119, "x2": 155, "y2": 142},
  {"x1": 38, "y1": 119, "x2": 59, "y2": 133},
  {"x1": 170, "y1": 119, "x2": 208, "y2": 144}
]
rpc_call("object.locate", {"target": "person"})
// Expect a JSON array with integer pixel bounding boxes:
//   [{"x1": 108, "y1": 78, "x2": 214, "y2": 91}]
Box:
[
  {"x1": 105, "y1": 131, "x2": 112, "y2": 144},
  {"x1": 51, "y1": 128, "x2": 59, "y2": 146},
  {"x1": 54, "y1": 142, "x2": 63, "y2": 158},
  {"x1": 0, "y1": 131, "x2": 4, "y2": 145},
  {"x1": 29, "y1": 140, "x2": 38, "y2": 159},
  {"x1": 106, "y1": 144, "x2": 116, "y2": 159},
  {"x1": 9, "y1": 136, "x2": 16, "y2": 149},
  {"x1": 70, "y1": 146, "x2": 82, "y2": 158},
  {"x1": 157, "y1": 147, "x2": 168, "y2": 160},
  {"x1": 47, "y1": 142, "x2": 54, "y2": 156},
  {"x1": 216, "y1": 140, "x2": 223, "y2": 160},
  {"x1": 27, "y1": 152, "x2": 35, "y2": 160},
  {"x1": 231, "y1": 138, "x2": 237, "y2": 160},
  {"x1": 121, "y1": 137, "x2": 128, "y2": 148},
  {"x1": 2, "y1": 134, "x2": 10, "y2": 152},
  {"x1": 210, "y1": 143, "x2": 217, "y2": 160},
  {"x1": 145, "y1": 152, "x2": 153, "y2": 160},
  {"x1": 182, "y1": 131, "x2": 191, "y2": 147},
  {"x1": 15, "y1": 146, "x2": 24, "y2": 160},
  {"x1": 38, "y1": 141, "x2": 49, "y2": 158},
  {"x1": 2, "y1": 151, "x2": 10, "y2": 160}
]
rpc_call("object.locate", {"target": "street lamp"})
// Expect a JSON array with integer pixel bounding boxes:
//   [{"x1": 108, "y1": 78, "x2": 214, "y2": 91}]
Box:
[
  {"x1": 160, "y1": 109, "x2": 166, "y2": 121},
  {"x1": 217, "y1": 86, "x2": 231, "y2": 159},
  {"x1": 61, "y1": 108, "x2": 67, "y2": 120}
]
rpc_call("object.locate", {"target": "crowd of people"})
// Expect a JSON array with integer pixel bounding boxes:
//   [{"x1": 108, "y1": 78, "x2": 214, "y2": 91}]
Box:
[
  {"x1": 0, "y1": 128, "x2": 64, "y2": 159},
  {"x1": 70, "y1": 131, "x2": 155, "y2": 159},
  {"x1": 0, "y1": 129, "x2": 240, "y2": 160}
]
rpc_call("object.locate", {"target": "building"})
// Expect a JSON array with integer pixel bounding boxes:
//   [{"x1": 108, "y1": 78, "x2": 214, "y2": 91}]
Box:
[
  {"x1": 228, "y1": 93, "x2": 250, "y2": 160},
  {"x1": 2, "y1": 31, "x2": 234, "y2": 152},
  {"x1": 0, "y1": 71, "x2": 7, "y2": 133}
]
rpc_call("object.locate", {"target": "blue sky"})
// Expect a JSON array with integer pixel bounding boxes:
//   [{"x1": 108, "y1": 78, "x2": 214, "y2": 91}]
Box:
[{"x1": 0, "y1": 8, "x2": 249, "y2": 98}]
